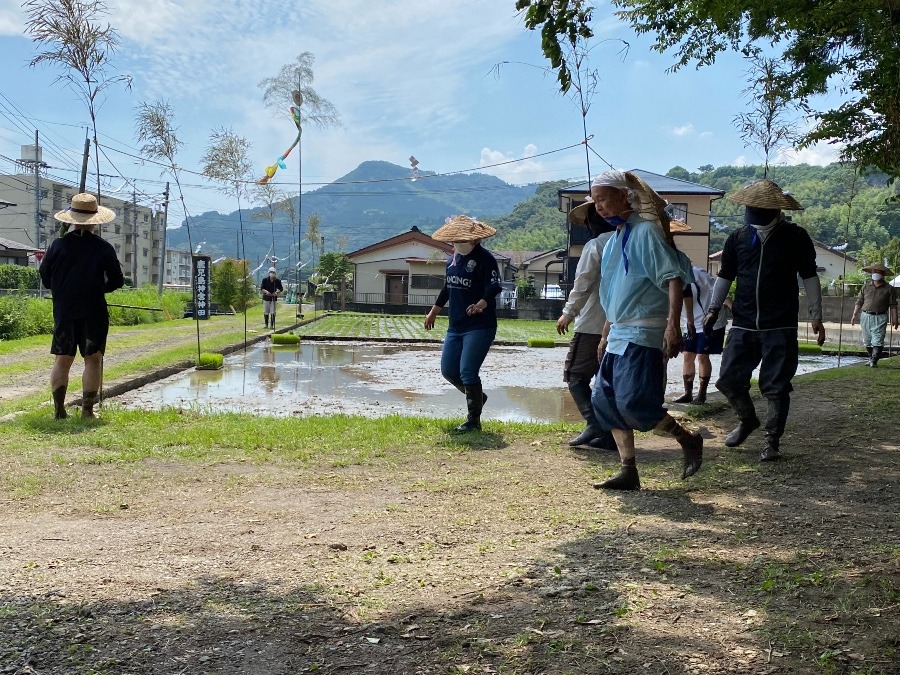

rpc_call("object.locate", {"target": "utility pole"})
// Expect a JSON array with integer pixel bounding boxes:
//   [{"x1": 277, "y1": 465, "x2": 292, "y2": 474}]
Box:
[
  {"x1": 78, "y1": 129, "x2": 90, "y2": 193},
  {"x1": 132, "y1": 186, "x2": 139, "y2": 285},
  {"x1": 33, "y1": 130, "x2": 42, "y2": 256},
  {"x1": 157, "y1": 182, "x2": 169, "y2": 296}
]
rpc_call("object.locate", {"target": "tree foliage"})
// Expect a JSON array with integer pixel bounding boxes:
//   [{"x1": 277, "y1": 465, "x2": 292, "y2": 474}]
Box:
[
  {"x1": 258, "y1": 52, "x2": 341, "y2": 128},
  {"x1": 518, "y1": 0, "x2": 900, "y2": 178},
  {"x1": 24, "y1": 0, "x2": 131, "y2": 201},
  {"x1": 210, "y1": 258, "x2": 254, "y2": 312}
]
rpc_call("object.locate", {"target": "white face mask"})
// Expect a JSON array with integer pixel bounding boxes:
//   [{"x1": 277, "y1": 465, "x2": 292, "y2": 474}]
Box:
[
  {"x1": 453, "y1": 242, "x2": 475, "y2": 256},
  {"x1": 871, "y1": 273, "x2": 883, "y2": 281}
]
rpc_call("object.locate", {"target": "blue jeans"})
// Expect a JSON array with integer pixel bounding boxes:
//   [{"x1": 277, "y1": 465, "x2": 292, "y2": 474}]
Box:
[{"x1": 441, "y1": 327, "x2": 496, "y2": 388}]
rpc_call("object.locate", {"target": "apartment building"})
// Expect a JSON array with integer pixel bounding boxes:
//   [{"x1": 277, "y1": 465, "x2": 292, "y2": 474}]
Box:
[{"x1": 0, "y1": 154, "x2": 165, "y2": 287}]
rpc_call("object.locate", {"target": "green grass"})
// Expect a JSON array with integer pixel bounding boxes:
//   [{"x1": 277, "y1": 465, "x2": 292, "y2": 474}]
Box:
[
  {"x1": 299, "y1": 312, "x2": 564, "y2": 344},
  {"x1": 196, "y1": 352, "x2": 223, "y2": 369},
  {"x1": 527, "y1": 337, "x2": 557, "y2": 348},
  {"x1": 272, "y1": 333, "x2": 301, "y2": 345}
]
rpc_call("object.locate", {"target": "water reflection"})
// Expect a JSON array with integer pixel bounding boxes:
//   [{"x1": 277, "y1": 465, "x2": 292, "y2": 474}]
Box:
[{"x1": 119, "y1": 340, "x2": 864, "y2": 423}]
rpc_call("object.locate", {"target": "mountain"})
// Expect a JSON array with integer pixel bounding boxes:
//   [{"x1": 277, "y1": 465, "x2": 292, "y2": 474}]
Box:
[{"x1": 165, "y1": 161, "x2": 538, "y2": 270}]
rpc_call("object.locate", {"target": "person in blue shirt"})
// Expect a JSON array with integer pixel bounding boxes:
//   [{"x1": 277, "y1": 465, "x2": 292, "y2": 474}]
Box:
[
  {"x1": 425, "y1": 215, "x2": 503, "y2": 433},
  {"x1": 589, "y1": 171, "x2": 703, "y2": 491}
]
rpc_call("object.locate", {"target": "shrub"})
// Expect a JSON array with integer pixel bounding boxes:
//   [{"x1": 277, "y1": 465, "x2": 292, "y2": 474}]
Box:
[
  {"x1": 527, "y1": 337, "x2": 557, "y2": 348},
  {"x1": 107, "y1": 287, "x2": 186, "y2": 326},
  {"x1": 0, "y1": 264, "x2": 40, "y2": 290},
  {"x1": 0, "y1": 294, "x2": 53, "y2": 340},
  {"x1": 195, "y1": 352, "x2": 223, "y2": 369}
]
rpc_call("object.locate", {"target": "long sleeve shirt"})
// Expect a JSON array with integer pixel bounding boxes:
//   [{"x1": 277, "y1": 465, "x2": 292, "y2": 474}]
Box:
[
  {"x1": 600, "y1": 213, "x2": 690, "y2": 354},
  {"x1": 561, "y1": 231, "x2": 613, "y2": 335},
  {"x1": 855, "y1": 282, "x2": 897, "y2": 314},
  {"x1": 39, "y1": 229, "x2": 124, "y2": 321}
]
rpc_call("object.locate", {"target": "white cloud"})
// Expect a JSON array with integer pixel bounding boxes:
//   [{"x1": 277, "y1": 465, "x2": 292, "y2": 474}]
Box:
[
  {"x1": 670, "y1": 123, "x2": 695, "y2": 137},
  {"x1": 0, "y1": 0, "x2": 21, "y2": 36},
  {"x1": 732, "y1": 155, "x2": 750, "y2": 166},
  {"x1": 478, "y1": 145, "x2": 544, "y2": 184},
  {"x1": 698, "y1": 131, "x2": 713, "y2": 139},
  {"x1": 775, "y1": 141, "x2": 843, "y2": 166}
]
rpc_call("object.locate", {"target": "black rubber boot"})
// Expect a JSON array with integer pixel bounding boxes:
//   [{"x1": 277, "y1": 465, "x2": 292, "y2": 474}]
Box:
[
  {"x1": 52, "y1": 385, "x2": 67, "y2": 420},
  {"x1": 271, "y1": 313, "x2": 276, "y2": 328},
  {"x1": 455, "y1": 382, "x2": 483, "y2": 433},
  {"x1": 588, "y1": 432, "x2": 618, "y2": 451},
  {"x1": 671, "y1": 376, "x2": 694, "y2": 403},
  {"x1": 760, "y1": 395, "x2": 789, "y2": 460},
  {"x1": 451, "y1": 381, "x2": 487, "y2": 405},
  {"x1": 871, "y1": 346, "x2": 883, "y2": 368},
  {"x1": 724, "y1": 393, "x2": 760, "y2": 447},
  {"x1": 264, "y1": 314, "x2": 270, "y2": 328},
  {"x1": 760, "y1": 433, "x2": 781, "y2": 461},
  {"x1": 81, "y1": 390, "x2": 98, "y2": 419},
  {"x1": 594, "y1": 465, "x2": 641, "y2": 491},
  {"x1": 567, "y1": 379, "x2": 603, "y2": 446},
  {"x1": 696, "y1": 376, "x2": 710, "y2": 404}
]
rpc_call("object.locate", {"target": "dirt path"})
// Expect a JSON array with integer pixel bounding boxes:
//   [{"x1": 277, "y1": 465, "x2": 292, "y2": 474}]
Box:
[{"x1": 1, "y1": 361, "x2": 898, "y2": 674}]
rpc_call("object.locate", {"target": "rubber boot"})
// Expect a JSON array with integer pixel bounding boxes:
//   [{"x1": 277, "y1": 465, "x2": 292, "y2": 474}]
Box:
[
  {"x1": 865, "y1": 346, "x2": 872, "y2": 366},
  {"x1": 270, "y1": 313, "x2": 276, "y2": 328},
  {"x1": 81, "y1": 390, "x2": 98, "y2": 419},
  {"x1": 455, "y1": 382, "x2": 483, "y2": 433},
  {"x1": 724, "y1": 393, "x2": 760, "y2": 447},
  {"x1": 52, "y1": 385, "x2": 67, "y2": 420},
  {"x1": 567, "y1": 379, "x2": 603, "y2": 446},
  {"x1": 659, "y1": 415, "x2": 703, "y2": 479},
  {"x1": 264, "y1": 314, "x2": 270, "y2": 328},
  {"x1": 671, "y1": 376, "x2": 694, "y2": 403},
  {"x1": 760, "y1": 433, "x2": 781, "y2": 461},
  {"x1": 871, "y1": 346, "x2": 883, "y2": 368},
  {"x1": 452, "y1": 380, "x2": 487, "y2": 405},
  {"x1": 760, "y1": 395, "x2": 789, "y2": 461},
  {"x1": 696, "y1": 376, "x2": 710, "y2": 404},
  {"x1": 594, "y1": 464, "x2": 641, "y2": 491}
]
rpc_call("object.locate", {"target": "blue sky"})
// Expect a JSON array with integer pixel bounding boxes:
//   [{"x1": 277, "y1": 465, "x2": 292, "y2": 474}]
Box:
[{"x1": 0, "y1": 0, "x2": 843, "y2": 225}]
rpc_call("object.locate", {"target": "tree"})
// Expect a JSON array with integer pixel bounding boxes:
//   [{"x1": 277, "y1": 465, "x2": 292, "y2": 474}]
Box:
[
  {"x1": 518, "y1": 0, "x2": 900, "y2": 178},
  {"x1": 201, "y1": 128, "x2": 253, "y2": 332},
  {"x1": 24, "y1": 0, "x2": 132, "y2": 206},
  {"x1": 211, "y1": 258, "x2": 255, "y2": 312},
  {"x1": 258, "y1": 52, "x2": 341, "y2": 129},
  {"x1": 733, "y1": 56, "x2": 806, "y2": 178}
]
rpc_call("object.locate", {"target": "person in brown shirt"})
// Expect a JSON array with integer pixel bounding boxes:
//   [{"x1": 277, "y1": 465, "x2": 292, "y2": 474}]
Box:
[{"x1": 850, "y1": 263, "x2": 898, "y2": 367}]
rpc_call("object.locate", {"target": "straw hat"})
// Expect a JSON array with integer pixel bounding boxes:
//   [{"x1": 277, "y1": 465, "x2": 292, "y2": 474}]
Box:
[
  {"x1": 568, "y1": 199, "x2": 593, "y2": 227},
  {"x1": 863, "y1": 262, "x2": 894, "y2": 276},
  {"x1": 431, "y1": 215, "x2": 496, "y2": 243},
  {"x1": 54, "y1": 193, "x2": 116, "y2": 225},
  {"x1": 268, "y1": 266, "x2": 277, "y2": 274},
  {"x1": 727, "y1": 179, "x2": 803, "y2": 211},
  {"x1": 669, "y1": 219, "x2": 691, "y2": 233}
]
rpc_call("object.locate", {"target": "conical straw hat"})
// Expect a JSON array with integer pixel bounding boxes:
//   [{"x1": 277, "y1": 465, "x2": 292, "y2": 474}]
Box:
[
  {"x1": 431, "y1": 215, "x2": 496, "y2": 243},
  {"x1": 727, "y1": 179, "x2": 803, "y2": 211},
  {"x1": 669, "y1": 219, "x2": 691, "y2": 233},
  {"x1": 863, "y1": 262, "x2": 893, "y2": 276}
]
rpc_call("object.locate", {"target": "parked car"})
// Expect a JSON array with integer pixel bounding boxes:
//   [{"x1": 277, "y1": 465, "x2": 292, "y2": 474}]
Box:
[{"x1": 540, "y1": 283, "x2": 564, "y2": 300}]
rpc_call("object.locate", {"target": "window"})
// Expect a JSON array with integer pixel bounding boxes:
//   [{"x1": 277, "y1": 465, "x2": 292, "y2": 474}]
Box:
[
  {"x1": 125, "y1": 253, "x2": 132, "y2": 263},
  {"x1": 143, "y1": 248, "x2": 148, "y2": 257},
  {"x1": 667, "y1": 203, "x2": 688, "y2": 222},
  {"x1": 410, "y1": 274, "x2": 444, "y2": 290},
  {"x1": 115, "y1": 224, "x2": 121, "y2": 234}
]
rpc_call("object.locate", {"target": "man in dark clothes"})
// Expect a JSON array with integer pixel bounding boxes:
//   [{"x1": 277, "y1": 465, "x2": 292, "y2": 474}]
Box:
[
  {"x1": 260, "y1": 266, "x2": 284, "y2": 329},
  {"x1": 703, "y1": 180, "x2": 825, "y2": 462},
  {"x1": 39, "y1": 193, "x2": 125, "y2": 419}
]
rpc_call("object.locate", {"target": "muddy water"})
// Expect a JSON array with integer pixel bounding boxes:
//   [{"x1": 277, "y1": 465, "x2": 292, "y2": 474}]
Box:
[{"x1": 113, "y1": 341, "x2": 863, "y2": 422}]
